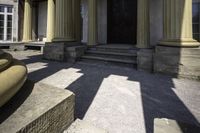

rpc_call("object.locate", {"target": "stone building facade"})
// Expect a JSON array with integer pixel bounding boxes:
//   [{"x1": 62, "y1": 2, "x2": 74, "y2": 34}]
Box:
[{"x1": 1, "y1": 0, "x2": 200, "y2": 79}]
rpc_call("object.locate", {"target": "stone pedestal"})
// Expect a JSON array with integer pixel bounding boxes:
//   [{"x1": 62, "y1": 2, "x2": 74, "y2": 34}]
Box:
[
  {"x1": 137, "y1": 49, "x2": 153, "y2": 72},
  {"x1": 154, "y1": 46, "x2": 200, "y2": 80},
  {"x1": 43, "y1": 42, "x2": 85, "y2": 62},
  {"x1": 0, "y1": 80, "x2": 75, "y2": 133}
]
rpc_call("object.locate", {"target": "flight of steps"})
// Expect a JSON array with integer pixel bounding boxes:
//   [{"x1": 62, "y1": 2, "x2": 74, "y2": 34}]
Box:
[
  {"x1": 0, "y1": 50, "x2": 27, "y2": 107},
  {"x1": 80, "y1": 44, "x2": 139, "y2": 67}
]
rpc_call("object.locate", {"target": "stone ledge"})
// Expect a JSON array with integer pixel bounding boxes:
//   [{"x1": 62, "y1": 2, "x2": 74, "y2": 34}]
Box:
[{"x1": 0, "y1": 80, "x2": 75, "y2": 133}]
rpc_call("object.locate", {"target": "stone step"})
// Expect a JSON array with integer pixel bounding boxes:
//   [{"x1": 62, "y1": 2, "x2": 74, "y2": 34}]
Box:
[
  {"x1": 0, "y1": 52, "x2": 13, "y2": 72},
  {"x1": 85, "y1": 51, "x2": 136, "y2": 61},
  {"x1": 86, "y1": 50, "x2": 137, "y2": 57},
  {"x1": 0, "y1": 80, "x2": 75, "y2": 133},
  {"x1": 64, "y1": 119, "x2": 108, "y2": 133},
  {"x1": 88, "y1": 47, "x2": 138, "y2": 54},
  {"x1": 81, "y1": 55, "x2": 137, "y2": 64}
]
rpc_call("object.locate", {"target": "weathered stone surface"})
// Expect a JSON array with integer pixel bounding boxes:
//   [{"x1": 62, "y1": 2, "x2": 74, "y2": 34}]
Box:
[
  {"x1": 43, "y1": 42, "x2": 65, "y2": 61},
  {"x1": 154, "y1": 118, "x2": 200, "y2": 133},
  {"x1": 154, "y1": 46, "x2": 200, "y2": 80},
  {"x1": 10, "y1": 44, "x2": 25, "y2": 51},
  {"x1": 0, "y1": 80, "x2": 75, "y2": 133},
  {"x1": 43, "y1": 42, "x2": 84, "y2": 62},
  {"x1": 65, "y1": 45, "x2": 86, "y2": 63},
  {"x1": 137, "y1": 49, "x2": 153, "y2": 72},
  {"x1": 64, "y1": 119, "x2": 108, "y2": 133}
]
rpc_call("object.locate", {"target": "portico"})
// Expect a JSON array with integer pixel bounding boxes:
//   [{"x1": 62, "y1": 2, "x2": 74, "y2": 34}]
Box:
[{"x1": 21, "y1": 0, "x2": 200, "y2": 79}]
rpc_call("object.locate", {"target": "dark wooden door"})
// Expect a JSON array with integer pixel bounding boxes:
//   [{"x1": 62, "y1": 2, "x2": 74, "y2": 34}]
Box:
[{"x1": 107, "y1": 0, "x2": 137, "y2": 44}]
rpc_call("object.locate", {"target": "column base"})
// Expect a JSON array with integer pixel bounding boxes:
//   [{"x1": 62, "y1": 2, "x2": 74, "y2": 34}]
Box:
[
  {"x1": 159, "y1": 39, "x2": 200, "y2": 47},
  {"x1": 154, "y1": 46, "x2": 200, "y2": 80}
]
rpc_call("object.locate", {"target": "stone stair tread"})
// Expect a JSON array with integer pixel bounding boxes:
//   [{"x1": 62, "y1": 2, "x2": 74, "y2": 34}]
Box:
[
  {"x1": 82, "y1": 55, "x2": 136, "y2": 64},
  {"x1": 96, "y1": 44, "x2": 137, "y2": 50},
  {"x1": 86, "y1": 50, "x2": 137, "y2": 56},
  {"x1": 64, "y1": 119, "x2": 108, "y2": 133}
]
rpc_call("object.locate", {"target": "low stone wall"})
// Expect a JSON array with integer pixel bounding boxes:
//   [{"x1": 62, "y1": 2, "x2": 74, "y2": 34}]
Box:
[
  {"x1": 0, "y1": 80, "x2": 75, "y2": 133},
  {"x1": 43, "y1": 42, "x2": 86, "y2": 62},
  {"x1": 154, "y1": 46, "x2": 200, "y2": 80}
]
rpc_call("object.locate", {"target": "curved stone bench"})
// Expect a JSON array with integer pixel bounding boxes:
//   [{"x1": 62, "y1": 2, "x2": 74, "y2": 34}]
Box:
[
  {"x1": 0, "y1": 52, "x2": 13, "y2": 72},
  {"x1": 0, "y1": 59, "x2": 27, "y2": 107}
]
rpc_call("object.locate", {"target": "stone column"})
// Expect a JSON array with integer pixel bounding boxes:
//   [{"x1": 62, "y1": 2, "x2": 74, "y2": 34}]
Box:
[
  {"x1": 22, "y1": 0, "x2": 32, "y2": 42},
  {"x1": 53, "y1": 0, "x2": 75, "y2": 42},
  {"x1": 88, "y1": 0, "x2": 97, "y2": 45},
  {"x1": 73, "y1": 0, "x2": 81, "y2": 42},
  {"x1": 46, "y1": 0, "x2": 55, "y2": 42},
  {"x1": 136, "y1": 0, "x2": 150, "y2": 48},
  {"x1": 159, "y1": 0, "x2": 200, "y2": 47}
]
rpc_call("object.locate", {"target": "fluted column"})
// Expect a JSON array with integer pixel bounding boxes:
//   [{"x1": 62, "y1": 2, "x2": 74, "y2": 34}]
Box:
[
  {"x1": 46, "y1": 0, "x2": 55, "y2": 42},
  {"x1": 73, "y1": 0, "x2": 81, "y2": 42},
  {"x1": 137, "y1": 0, "x2": 150, "y2": 48},
  {"x1": 53, "y1": 0, "x2": 75, "y2": 42},
  {"x1": 88, "y1": 0, "x2": 97, "y2": 45},
  {"x1": 159, "y1": 0, "x2": 200, "y2": 47},
  {"x1": 22, "y1": 0, "x2": 32, "y2": 42}
]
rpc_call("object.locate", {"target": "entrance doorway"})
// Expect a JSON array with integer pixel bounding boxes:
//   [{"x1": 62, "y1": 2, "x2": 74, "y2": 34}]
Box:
[{"x1": 107, "y1": 0, "x2": 137, "y2": 44}]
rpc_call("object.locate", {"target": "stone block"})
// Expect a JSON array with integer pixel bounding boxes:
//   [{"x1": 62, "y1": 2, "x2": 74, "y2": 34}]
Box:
[
  {"x1": 43, "y1": 42, "x2": 83, "y2": 62},
  {"x1": 43, "y1": 42, "x2": 65, "y2": 61},
  {"x1": 10, "y1": 44, "x2": 25, "y2": 51},
  {"x1": 0, "y1": 80, "x2": 75, "y2": 133},
  {"x1": 65, "y1": 45, "x2": 86, "y2": 63},
  {"x1": 154, "y1": 118, "x2": 200, "y2": 133},
  {"x1": 137, "y1": 49, "x2": 154, "y2": 72},
  {"x1": 154, "y1": 46, "x2": 200, "y2": 80}
]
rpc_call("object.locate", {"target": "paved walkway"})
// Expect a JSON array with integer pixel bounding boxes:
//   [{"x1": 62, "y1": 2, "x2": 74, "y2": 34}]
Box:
[{"x1": 6, "y1": 50, "x2": 200, "y2": 133}]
